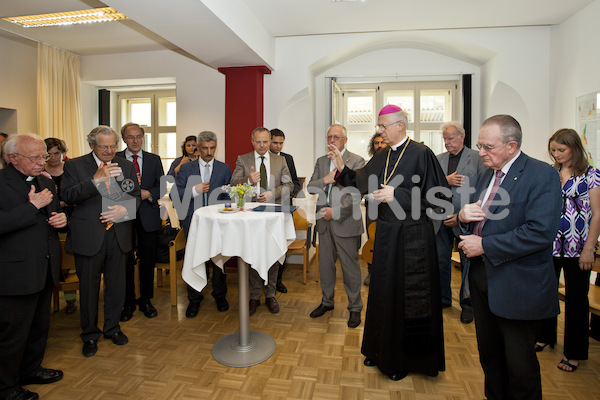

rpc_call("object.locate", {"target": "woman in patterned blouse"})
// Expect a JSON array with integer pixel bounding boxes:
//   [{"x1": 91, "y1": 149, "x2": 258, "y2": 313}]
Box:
[{"x1": 535, "y1": 128, "x2": 600, "y2": 372}]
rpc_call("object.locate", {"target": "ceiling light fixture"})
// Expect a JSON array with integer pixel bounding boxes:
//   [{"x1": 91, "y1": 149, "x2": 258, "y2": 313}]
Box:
[{"x1": 2, "y1": 7, "x2": 128, "y2": 28}]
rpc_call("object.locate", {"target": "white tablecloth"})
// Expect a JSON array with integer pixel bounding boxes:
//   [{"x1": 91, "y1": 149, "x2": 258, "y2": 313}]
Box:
[{"x1": 182, "y1": 203, "x2": 296, "y2": 292}]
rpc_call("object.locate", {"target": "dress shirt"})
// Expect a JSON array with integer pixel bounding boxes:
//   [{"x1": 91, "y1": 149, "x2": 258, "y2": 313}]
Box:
[
  {"x1": 251, "y1": 151, "x2": 271, "y2": 189},
  {"x1": 192, "y1": 158, "x2": 214, "y2": 198},
  {"x1": 124, "y1": 149, "x2": 143, "y2": 178},
  {"x1": 480, "y1": 151, "x2": 521, "y2": 205}
]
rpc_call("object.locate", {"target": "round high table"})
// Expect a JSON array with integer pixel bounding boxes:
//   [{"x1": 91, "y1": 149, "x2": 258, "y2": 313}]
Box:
[{"x1": 181, "y1": 203, "x2": 296, "y2": 367}]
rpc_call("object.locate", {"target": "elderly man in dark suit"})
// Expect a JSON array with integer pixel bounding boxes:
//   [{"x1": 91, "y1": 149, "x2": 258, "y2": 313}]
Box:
[
  {"x1": 175, "y1": 131, "x2": 232, "y2": 318},
  {"x1": 435, "y1": 122, "x2": 489, "y2": 324},
  {"x1": 61, "y1": 126, "x2": 140, "y2": 358},
  {"x1": 308, "y1": 124, "x2": 365, "y2": 328},
  {"x1": 231, "y1": 127, "x2": 294, "y2": 315},
  {"x1": 0, "y1": 134, "x2": 67, "y2": 400},
  {"x1": 269, "y1": 128, "x2": 301, "y2": 294},
  {"x1": 117, "y1": 123, "x2": 164, "y2": 321},
  {"x1": 458, "y1": 115, "x2": 561, "y2": 400}
]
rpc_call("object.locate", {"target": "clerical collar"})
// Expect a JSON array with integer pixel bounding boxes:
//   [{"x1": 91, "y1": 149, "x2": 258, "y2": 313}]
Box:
[{"x1": 390, "y1": 136, "x2": 408, "y2": 151}]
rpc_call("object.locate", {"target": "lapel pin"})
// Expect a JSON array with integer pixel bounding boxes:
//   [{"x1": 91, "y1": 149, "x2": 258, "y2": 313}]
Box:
[{"x1": 514, "y1": 177, "x2": 518, "y2": 181}]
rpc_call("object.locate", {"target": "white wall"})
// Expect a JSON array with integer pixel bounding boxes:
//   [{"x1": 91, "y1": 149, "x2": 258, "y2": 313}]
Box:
[
  {"x1": 81, "y1": 50, "x2": 226, "y2": 162},
  {"x1": 265, "y1": 27, "x2": 552, "y2": 179},
  {"x1": 551, "y1": 0, "x2": 600, "y2": 132},
  {"x1": 0, "y1": 35, "x2": 37, "y2": 135}
]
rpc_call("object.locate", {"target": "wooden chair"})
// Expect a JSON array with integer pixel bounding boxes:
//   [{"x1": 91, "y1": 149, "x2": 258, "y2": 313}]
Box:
[
  {"x1": 285, "y1": 209, "x2": 317, "y2": 284},
  {"x1": 155, "y1": 229, "x2": 186, "y2": 307},
  {"x1": 52, "y1": 240, "x2": 79, "y2": 312}
]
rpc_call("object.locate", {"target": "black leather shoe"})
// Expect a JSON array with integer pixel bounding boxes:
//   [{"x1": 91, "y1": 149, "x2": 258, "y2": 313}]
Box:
[
  {"x1": 363, "y1": 358, "x2": 376, "y2": 367},
  {"x1": 348, "y1": 311, "x2": 361, "y2": 328},
  {"x1": 82, "y1": 339, "x2": 98, "y2": 357},
  {"x1": 104, "y1": 331, "x2": 128, "y2": 345},
  {"x1": 265, "y1": 297, "x2": 280, "y2": 314},
  {"x1": 215, "y1": 298, "x2": 229, "y2": 312},
  {"x1": 120, "y1": 304, "x2": 136, "y2": 322},
  {"x1": 1, "y1": 387, "x2": 39, "y2": 400},
  {"x1": 249, "y1": 299, "x2": 260, "y2": 316},
  {"x1": 388, "y1": 371, "x2": 408, "y2": 381},
  {"x1": 460, "y1": 308, "x2": 474, "y2": 324},
  {"x1": 21, "y1": 368, "x2": 63, "y2": 385},
  {"x1": 276, "y1": 281, "x2": 288, "y2": 293},
  {"x1": 310, "y1": 304, "x2": 334, "y2": 318},
  {"x1": 186, "y1": 301, "x2": 201, "y2": 318},
  {"x1": 138, "y1": 300, "x2": 158, "y2": 318}
]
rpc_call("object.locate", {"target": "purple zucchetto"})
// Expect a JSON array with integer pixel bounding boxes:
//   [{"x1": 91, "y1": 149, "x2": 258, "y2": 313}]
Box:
[{"x1": 378, "y1": 104, "x2": 403, "y2": 116}]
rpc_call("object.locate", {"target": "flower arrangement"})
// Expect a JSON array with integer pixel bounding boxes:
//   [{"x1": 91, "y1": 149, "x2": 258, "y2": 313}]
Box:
[{"x1": 222, "y1": 184, "x2": 255, "y2": 210}]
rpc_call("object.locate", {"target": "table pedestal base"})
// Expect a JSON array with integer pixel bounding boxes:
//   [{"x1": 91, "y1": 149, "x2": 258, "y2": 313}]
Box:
[
  {"x1": 212, "y1": 257, "x2": 276, "y2": 367},
  {"x1": 212, "y1": 331, "x2": 276, "y2": 367}
]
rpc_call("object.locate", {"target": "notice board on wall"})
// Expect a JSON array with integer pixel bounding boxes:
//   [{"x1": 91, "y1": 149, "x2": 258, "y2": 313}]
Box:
[{"x1": 577, "y1": 92, "x2": 600, "y2": 166}]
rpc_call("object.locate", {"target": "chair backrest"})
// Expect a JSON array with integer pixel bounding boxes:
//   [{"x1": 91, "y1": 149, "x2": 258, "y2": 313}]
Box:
[
  {"x1": 171, "y1": 229, "x2": 187, "y2": 252},
  {"x1": 159, "y1": 197, "x2": 181, "y2": 229},
  {"x1": 292, "y1": 209, "x2": 309, "y2": 231}
]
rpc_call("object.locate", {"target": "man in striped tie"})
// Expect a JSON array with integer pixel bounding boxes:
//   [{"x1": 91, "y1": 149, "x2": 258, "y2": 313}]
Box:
[{"x1": 458, "y1": 115, "x2": 561, "y2": 400}]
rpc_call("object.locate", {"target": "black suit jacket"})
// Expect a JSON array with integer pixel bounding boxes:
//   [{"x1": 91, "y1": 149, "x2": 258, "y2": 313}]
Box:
[
  {"x1": 281, "y1": 151, "x2": 301, "y2": 198},
  {"x1": 0, "y1": 164, "x2": 64, "y2": 295},
  {"x1": 60, "y1": 153, "x2": 141, "y2": 256},
  {"x1": 116, "y1": 150, "x2": 164, "y2": 232}
]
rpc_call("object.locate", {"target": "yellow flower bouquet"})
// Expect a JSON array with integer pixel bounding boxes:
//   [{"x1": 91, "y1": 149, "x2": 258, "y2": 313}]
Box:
[{"x1": 222, "y1": 184, "x2": 255, "y2": 210}]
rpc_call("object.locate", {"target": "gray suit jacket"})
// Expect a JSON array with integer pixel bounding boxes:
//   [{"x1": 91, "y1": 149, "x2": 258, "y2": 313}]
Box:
[
  {"x1": 231, "y1": 151, "x2": 293, "y2": 202},
  {"x1": 437, "y1": 147, "x2": 489, "y2": 235},
  {"x1": 308, "y1": 150, "x2": 365, "y2": 237}
]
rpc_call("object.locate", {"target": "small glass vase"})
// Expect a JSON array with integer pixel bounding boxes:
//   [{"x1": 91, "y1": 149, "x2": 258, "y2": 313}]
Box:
[{"x1": 235, "y1": 195, "x2": 246, "y2": 210}]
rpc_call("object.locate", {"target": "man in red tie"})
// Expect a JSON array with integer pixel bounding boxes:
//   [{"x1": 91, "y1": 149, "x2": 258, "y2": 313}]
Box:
[{"x1": 117, "y1": 123, "x2": 165, "y2": 321}]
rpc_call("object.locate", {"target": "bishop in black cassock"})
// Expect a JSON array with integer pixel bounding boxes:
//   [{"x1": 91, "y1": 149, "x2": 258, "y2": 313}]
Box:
[{"x1": 331, "y1": 105, "x2": 450, "y2": 380}]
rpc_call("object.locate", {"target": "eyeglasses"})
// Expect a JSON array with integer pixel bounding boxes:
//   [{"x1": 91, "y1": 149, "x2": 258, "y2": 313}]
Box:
[
  {"x1": 124, "y1": 135, "x2": 144, "y2": 141},
  {"x1": 476, "y1": 142, "x2": 506, "y2": 152},
  {"x1": 14, "y1": 153, "x2": 50, "y2": 163},
  {"x1": 375, "y1": 120, "x2": 401, "y2": 132},
  {"x1": 326, "y1": 135, "x2": 345, "y2": 141},
  {"x1": 95, "y1": 144, "x2": 118, "y2": 151}
]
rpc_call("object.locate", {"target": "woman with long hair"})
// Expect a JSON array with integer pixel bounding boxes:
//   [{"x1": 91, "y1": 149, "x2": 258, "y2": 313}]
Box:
[{"x1": 536, "y1": 128, "x2": 600, "y2": 372}]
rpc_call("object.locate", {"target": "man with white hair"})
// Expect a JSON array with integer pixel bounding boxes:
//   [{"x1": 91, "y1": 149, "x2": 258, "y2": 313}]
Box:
[
  {"x1": 61, "y1": 126, "x2": 140, "y2": 358},
  {"x1": 435, "y1": 121, "x2": 489, "y2": 324},
  {"x1": 0, "y1": 134, "x2": 67, "y2": 400}
]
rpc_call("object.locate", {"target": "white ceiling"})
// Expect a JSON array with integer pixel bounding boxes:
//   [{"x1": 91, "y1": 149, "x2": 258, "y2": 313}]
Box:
[{"x1": 0, "y1": 0, "x2": 594, "y2": 69}]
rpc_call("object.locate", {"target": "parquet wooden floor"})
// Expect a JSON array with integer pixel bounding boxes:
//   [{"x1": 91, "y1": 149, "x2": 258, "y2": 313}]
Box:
[{"x1": 38, "y1": 260, "x2": 600, "y2": 399}]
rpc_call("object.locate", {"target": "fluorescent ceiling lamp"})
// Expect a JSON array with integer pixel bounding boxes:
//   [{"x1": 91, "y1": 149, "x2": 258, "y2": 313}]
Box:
[{"x1": 2, "y1": 7, "x2": 127, "y2": 28}]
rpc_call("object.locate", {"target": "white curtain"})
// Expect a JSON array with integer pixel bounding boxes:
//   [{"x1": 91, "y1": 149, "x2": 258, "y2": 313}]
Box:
[{"x1": 37, "y1": 43, "x2": 84, "y2": 157}]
